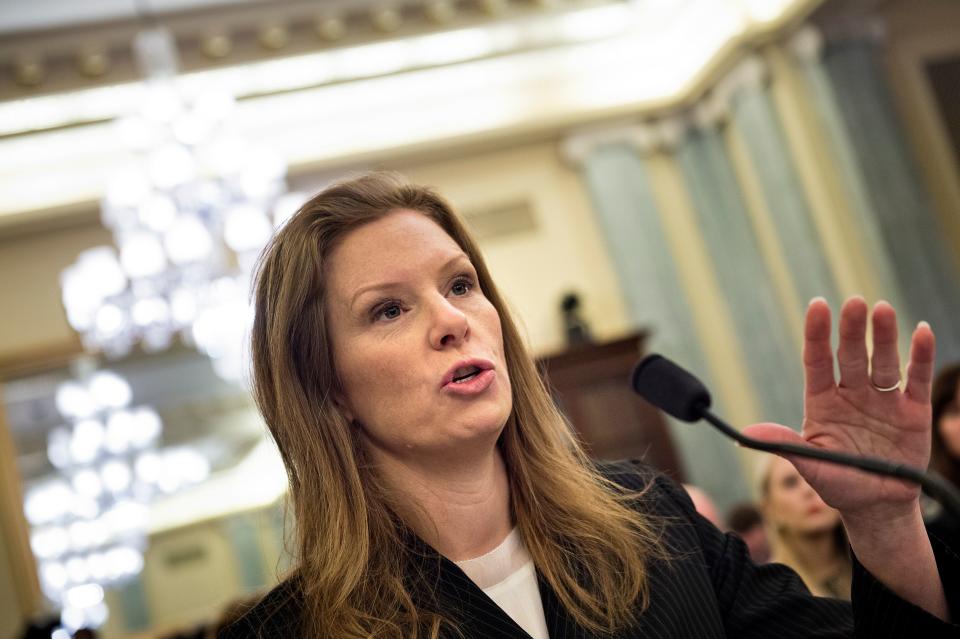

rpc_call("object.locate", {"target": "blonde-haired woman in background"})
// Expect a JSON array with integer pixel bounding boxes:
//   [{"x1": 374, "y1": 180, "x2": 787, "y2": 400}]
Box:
[
  {"x1": 759, "y1": 455, "x2": 853, "y2": 600},
  {"x1": 221, "y1": 172, "x2": 956, "y2": 638}
]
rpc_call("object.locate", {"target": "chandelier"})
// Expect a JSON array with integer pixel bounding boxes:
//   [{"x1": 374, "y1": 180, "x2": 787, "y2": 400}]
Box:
[
  {"x1": 25, "y1": 367, "x2": 210, "y2": 632},
  {"x1": 59, "y1": 28, "x2": 305, "y2": 381},
  {"x1": 44, "y1": 25, "x2": 306, "y2": 632}
]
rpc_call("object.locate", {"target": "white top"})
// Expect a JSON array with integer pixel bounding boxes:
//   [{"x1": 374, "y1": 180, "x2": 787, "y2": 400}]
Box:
[{"x1": 454, "y1": 527, "x2": 550, "y2": 639}]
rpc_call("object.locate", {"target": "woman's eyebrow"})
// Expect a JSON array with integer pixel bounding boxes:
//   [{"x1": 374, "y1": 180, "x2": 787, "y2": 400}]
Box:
[
  {"x1": 348, "y1": 252, "x2": 470, "y2": 310},
  {"x1": 350, "y1": 281, "x2": 402, "y2": 309},
  {"x1": 440, "y1": 252, "x2": 472, "y2": 273}
]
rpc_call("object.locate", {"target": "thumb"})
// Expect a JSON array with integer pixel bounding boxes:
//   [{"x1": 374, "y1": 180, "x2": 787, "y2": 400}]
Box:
[
  {"x1": 742, "y1": 422, "x2": 818, "y2": 479},
  {"x1": 742, "y1": 422, "x2": 806, "y2": 447}
]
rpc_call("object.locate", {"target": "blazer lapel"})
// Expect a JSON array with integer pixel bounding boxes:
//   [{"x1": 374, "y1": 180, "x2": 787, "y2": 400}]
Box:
[
  {"x1": 405, "y1": 535, "x2": 533, "y2": 639},
  {"x1": 536, "y1": 571, "x2": 596, "y2": 639},
  {"x1": 437, "y1": 556, "x2": 535, "y2": 639}
]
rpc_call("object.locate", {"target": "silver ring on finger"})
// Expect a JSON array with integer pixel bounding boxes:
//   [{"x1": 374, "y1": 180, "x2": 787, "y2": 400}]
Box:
[{"x1": 871, "y1": 379, "x2": 901, "y2": 392}]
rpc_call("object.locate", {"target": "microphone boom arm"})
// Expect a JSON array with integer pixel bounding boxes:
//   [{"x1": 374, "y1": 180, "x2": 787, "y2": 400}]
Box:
[
  {"x1": 699, "y1": 405, "x2": 960, "y2": 523},
  {"x1": 630, "y1": 353, "x2": 960, "y2": 523}
]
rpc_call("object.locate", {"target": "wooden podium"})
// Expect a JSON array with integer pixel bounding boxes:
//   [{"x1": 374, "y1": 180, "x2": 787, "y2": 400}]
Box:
[{"x1": 537, "y1": 332, "x2": 684, "y2": 481}]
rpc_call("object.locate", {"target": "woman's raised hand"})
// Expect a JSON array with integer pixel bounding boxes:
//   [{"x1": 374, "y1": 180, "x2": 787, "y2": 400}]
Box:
[{"x1": 743, "y1": 296, "x2": 934, "y2": 522}]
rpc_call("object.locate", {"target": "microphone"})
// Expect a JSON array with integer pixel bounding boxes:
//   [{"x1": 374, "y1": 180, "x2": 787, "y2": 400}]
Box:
[{"x1": 632, "y1": 354, "x2": 960, "y2": 521}]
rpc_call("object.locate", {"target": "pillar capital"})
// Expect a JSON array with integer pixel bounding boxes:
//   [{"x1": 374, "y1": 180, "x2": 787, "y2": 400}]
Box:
[{"x1": 561, "y1": 118, "x2": 691, "y2": 165}]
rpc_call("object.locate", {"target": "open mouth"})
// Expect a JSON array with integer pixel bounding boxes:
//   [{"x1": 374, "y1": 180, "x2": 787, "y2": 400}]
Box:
[
  {"x1": 451, "y1": 365, "x2": 482, "y2": 384},
  {"x1": 441, "y1": 358, "x2": 495, "y2": 389}
]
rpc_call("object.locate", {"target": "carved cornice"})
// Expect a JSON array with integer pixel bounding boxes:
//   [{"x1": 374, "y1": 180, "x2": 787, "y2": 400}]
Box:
[
  {"x1": 560, "y1": 53, "x2": 773, "y2": 164},
  {"x1": 0, "y1": 0, "x2": 827, "y2": 227},
  {"x1": 0, "y1": 0, "x2": 614, "y2": 99},
  {"x1": 809, "y1": 0, "x2": 888, "y2": 47}
]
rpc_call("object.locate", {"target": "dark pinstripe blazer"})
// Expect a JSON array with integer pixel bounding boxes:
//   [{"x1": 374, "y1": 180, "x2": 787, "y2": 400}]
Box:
[{"x1": 221, "y1": 460, "x2": 960, "y2": 638}]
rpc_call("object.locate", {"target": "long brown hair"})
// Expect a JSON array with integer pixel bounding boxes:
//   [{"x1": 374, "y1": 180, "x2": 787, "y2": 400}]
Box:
[
  {"x1": 250, "y1": 172, "x2": 663, "y2": 638},
  {"x1": 931, "y1": 364, "x2": 960, "y2": 488}
]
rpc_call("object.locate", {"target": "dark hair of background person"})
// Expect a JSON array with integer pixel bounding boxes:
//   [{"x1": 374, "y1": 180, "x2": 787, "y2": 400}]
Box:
[
  {"x1": 249, "y1": 172, "x2": 668, "y2": 639},
  {"x1": 931, "y1": 363, "x2": 960, "y2": 488},
  {"x1": 157, "y1": 626, "x2": 205, "y2": 639},
  {"x1": 728, "y1": 503, "x2": 763, "y2": 535},
  {"x1": 17, "y1": 614, "x2": 59, "y2": 639}
]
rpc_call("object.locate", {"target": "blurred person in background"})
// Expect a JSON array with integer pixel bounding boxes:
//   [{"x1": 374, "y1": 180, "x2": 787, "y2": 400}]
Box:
[
  {"x1": 17, "y1": 615, "x2": 59, "y2": 639},
  {"x1": 221, "y1": 172, "x2": 955, "y2": 638},
  {"x1": 759, "y1": 455, "x2": 852, "y2": 600},
  {"x1": 927, "y1": 363, "x2": 960, "y2": 543},
  {"x1": 682, "y1": 484, "x2": 724, "y2": 529},
  {"x1": 728, "y1": 503, "x2": 771, "y2": 564}
]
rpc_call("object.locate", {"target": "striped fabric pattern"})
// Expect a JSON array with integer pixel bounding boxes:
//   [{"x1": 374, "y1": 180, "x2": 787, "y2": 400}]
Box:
[{"x1": 221, "y1": 460, "x2": 960, "y2": 638}]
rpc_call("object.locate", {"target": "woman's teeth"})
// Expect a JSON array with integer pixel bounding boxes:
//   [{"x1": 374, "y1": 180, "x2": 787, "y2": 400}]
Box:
[{"x1": 453, "y1": 368, "x2": 481, "y2": 383}]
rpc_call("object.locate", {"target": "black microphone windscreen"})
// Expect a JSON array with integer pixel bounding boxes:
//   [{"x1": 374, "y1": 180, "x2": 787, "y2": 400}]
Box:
[{"x1": 631, "y1": 354, "x2": 712, "y2": 422}]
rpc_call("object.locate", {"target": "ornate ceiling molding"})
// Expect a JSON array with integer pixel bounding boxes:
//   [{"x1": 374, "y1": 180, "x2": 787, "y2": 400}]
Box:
[
  {"x1": 0, "y1": 0, "x2": 606, "y2": 98},
  {"x1": 0, "y1": 0, "x2": 827, "y2": 228}
]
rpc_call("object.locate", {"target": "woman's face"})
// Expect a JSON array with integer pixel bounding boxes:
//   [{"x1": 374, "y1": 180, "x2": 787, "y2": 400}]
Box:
[
  {"x1": 325, "y1": 209, "x2": 512, "y2": 465},
  {"x1": 937, "y1": 382, "x2": 960, "y2": 459},
  {"x1": 763, "y1": 456, "x2": 840, "y2": 535}
]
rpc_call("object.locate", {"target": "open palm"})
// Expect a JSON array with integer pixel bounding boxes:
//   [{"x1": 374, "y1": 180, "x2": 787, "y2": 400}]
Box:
[{"x1": 744, "y1": 297, "x2": 934, "y2": 519}]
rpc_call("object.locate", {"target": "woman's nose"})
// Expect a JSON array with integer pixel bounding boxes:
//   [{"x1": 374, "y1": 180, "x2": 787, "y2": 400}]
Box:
[{"x1": 428, "y1": 297, "x2": 469, "y2": 349}]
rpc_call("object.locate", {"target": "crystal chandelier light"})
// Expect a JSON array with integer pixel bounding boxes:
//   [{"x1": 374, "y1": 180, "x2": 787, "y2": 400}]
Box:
[
  {"x1": 25, "y1": 368, "x2": 210, "y2": 631},
  {"x1": 59, "y1": 28, "x2": 306, "y2": 381},
  {"x1": 46, "y1": 24, "x2": 303, "y2": 631}
]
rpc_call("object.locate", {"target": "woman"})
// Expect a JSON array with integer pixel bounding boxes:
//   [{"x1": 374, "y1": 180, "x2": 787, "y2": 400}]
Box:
[
  {"x1": 727, "y1": 502, "x2": 770, "y2": 564},
  {"x1": 224, "y1": 172, "x2": 956, "y2": 638},
  {"x1": 927, "y1": 364, "x2": 960, "y2": 543},
  {"x1": 759, "y1": 455, "x2": 852, "y2": 599}
]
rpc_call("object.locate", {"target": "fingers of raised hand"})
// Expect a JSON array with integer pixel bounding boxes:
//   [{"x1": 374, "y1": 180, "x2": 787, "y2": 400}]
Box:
[
  {"x1": 869, "y1": 301, "x2": 901, "y2": 391},
  {"x1": 806, "y1": 297, "x2": 928, "y2": 398},
  {"x1": 804, "y1": 298, "x2": 835, "y2": 395},
  {"x1": 905, "y1": 321, "x2": 936, "y2": 403},
  {"x1": 837, "y1": 297, "x2": 869, "y2": 389}
]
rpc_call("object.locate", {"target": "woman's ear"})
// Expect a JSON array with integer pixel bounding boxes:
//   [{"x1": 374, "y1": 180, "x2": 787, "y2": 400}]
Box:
[{"x1": 332, "y1": 390, "x2": 355, "y2": 423}]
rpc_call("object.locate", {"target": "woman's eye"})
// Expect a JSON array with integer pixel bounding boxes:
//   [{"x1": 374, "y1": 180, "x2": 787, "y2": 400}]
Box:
[
  {"x1": 782, "y1": 475, "x2": 799, "y2": 490},
  {"x1": 451, "y1": 277, "x2": 472, "y2": 296},
  {"x1": 373, "y1": 303, "x2": 402, "y2": 322}
]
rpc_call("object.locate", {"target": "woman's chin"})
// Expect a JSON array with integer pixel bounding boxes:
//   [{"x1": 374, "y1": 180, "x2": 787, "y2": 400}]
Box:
[
  {"x1": 445, "y1": 401, "x2": 512, "y2": 440},
  {"x1": 446, "y1": 417, "x2": 509, "y2": 447},
  {"x1": 798, "y1": 516, "x2": 841, "y2": 536},
  {"x1": 372, "y1": 420, "x2": 508, "y2": 463}
]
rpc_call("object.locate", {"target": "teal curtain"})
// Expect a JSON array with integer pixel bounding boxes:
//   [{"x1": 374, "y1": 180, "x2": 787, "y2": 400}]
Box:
[
  {"x1": 676, "y1": 126, "x2": 804, "y2": 427},
  {"x1": 730, "y1": 82, "x2": 841, "y2": 314},
  {"x1": 579, "y1": 141, "x2": 748, "y2": 510},
  {"x1": 794, "y1": 45, "x2": 910, "y2": 324},
  {"x1": 819, "y1": 40, "x2": 960, "y2": 362}
]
